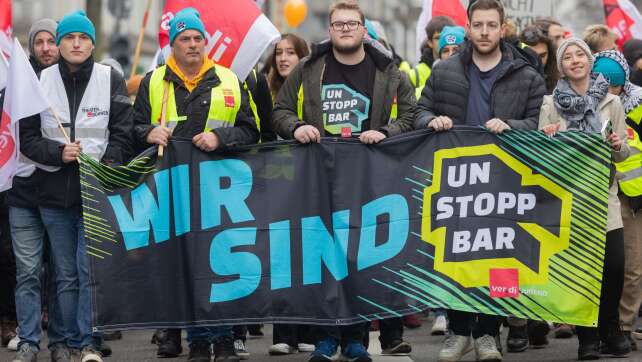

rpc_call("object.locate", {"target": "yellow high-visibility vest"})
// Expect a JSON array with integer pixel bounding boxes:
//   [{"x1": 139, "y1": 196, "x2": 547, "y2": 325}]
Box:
[
  {"x1": 404, "y1": 62, "x2": 431, "y2": 99},
  {"x1": 149, "y1": 64, "x2": 241, "y2": 131},
  {"x1": 616, "y1": 104, "x2": 642, "y2": 197}
]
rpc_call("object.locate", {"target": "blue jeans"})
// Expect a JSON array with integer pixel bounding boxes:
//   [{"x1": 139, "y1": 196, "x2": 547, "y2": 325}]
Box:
[
  {"x1": 10, "y1": 206, "x2": 64, "y2": 351},
  {"x1": 40, "y1": 206, "x2": 93, "y2": 349},
  {"x1": 186, "y1": 326, "x2": 233, "y2": 346}
]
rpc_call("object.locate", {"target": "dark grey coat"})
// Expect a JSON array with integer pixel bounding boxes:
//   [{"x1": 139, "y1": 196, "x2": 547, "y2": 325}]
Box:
[{"x1": 415, "y1": 41, "x2": 546, "y2": 131}]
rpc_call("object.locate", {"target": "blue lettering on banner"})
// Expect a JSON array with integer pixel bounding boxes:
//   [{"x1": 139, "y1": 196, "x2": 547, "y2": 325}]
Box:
[
  {"x1": 108, "y1": 159, "x2": 412, "y2": 303},
  {"x1": 269, "y1": 220, "x2": 292, "y2": 290},
  {"x1": 108, "y1": 170, "x2": 170, "y2": 251},
  {"x1": 200, "y1": 159, "x2": 255, "y2": 230},
  {"x1": 357, "y1": 194, "x2": 409, "y2": 271},
  {"x1": 302, "y1": 210, "x2": 350, "y2": 285},
  {"x1": 209, "y1": 227, "x2": 261, "y2": 303}
]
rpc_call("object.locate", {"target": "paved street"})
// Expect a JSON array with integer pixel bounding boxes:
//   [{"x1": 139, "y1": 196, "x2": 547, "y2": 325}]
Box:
[{"x1": 2, "y1": 316, "x2": 642, "y2": 362}]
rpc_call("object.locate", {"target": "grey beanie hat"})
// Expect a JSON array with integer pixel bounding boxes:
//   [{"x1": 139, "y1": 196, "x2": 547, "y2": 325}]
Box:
[
  {"x1": 28, "y1": 18, "x2": 58, "y2": 55},
  {"x1": 556, "y1": 37, "x2": 595, "y2": 76}
]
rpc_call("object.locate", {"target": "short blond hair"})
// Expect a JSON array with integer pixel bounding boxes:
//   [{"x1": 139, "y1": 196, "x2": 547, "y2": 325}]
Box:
[
  {"x1": 583, "y1": 24, "x2": 616, "y2": 53},
  {"x1": 329, "y1": 0, "x2": 365, "y2": 24}
]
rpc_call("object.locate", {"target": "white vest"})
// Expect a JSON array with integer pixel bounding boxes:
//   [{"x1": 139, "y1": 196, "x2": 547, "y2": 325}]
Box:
[{"x1": 38, "y1": 63, "x2": 111, "y2": 172}]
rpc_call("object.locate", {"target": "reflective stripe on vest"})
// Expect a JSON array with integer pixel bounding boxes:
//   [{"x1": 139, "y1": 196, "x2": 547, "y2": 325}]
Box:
[
  {"x1": 409, "y1": 63, "x2": 431, "y2": 99},
  {"x1": 39, "y1": 63, "x2": 111, "y2": 171},
  {"x1": 243, "y1": 69, "x2": 261, "y2": 132},
  {"x1": 616, "y1": 105, "x2": 642, "y2": 196},
  {"x1": 149, "y1": 64, "x2": 241, "y2": 132}
]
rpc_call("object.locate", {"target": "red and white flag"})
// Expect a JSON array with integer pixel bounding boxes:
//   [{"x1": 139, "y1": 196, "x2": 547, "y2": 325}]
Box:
[
  {"x1": 604, "y1": 0, "x2": 642, "y2": 50},
  {"x1": 0, "y1": 0, "x2": 11, "y2": 59},
  {"x1": 159, "y1": 0, "x2": 280, "y2": 81},
  {"x1": 0, "y1": 38, "x2": 49, "y2": 191},
  {"x1": 415, "y1": 0, "x2": 468, "y2": 62}
]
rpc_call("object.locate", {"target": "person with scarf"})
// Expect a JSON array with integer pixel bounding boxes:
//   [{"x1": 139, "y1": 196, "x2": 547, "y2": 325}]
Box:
[
  {"x1": 539, "y1": 38, "x2": 631, "y2": 360},
  {"x1": 592, "y1": 49, "x2": 642, "y2": 352}
]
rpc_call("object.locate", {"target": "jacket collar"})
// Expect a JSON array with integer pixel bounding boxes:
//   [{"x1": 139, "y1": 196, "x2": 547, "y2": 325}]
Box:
[
  {"x1": 458, "y1": 40, "x2": 530, "y2": 73},
  {"x1": 163, "y1": 62, "x2": 221, "y2": 89},
  {"x1": 308, "y1": 39, "x2": 393, "y2": 72},
  {"x1": 58, "y1": 54, "x2": 94, "y2": 81}
]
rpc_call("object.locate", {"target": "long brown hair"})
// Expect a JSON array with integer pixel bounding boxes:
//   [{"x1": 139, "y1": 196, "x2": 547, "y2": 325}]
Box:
[{"x1": 267, "y1": 34, "x2": 310, "y2": 98}]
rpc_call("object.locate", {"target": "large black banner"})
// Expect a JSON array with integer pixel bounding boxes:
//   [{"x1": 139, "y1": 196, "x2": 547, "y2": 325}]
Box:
[{"x1": 81, "y1": 128, "x2": 611, "y2": 331}]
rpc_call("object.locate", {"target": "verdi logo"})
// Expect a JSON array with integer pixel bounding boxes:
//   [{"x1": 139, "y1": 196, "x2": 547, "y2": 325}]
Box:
[{"x1": 421, "y1": 144, "x2": 572, "y2": 288}]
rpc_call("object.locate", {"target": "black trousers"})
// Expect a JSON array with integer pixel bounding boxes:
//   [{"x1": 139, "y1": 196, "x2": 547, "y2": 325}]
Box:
[
  {"x1": 273, "y1": 324, "x2": 314, "y2": 347},
  {"x1": 0, "y1": 202, "x2": 15, "y2": 321},
  {"x1": 577, "y1": 228, "x2": 625, "y2": 343},
  {"x1": 379, "y1": 317, "x2": 403, "y2": 348},
  {"x1": 448, "y1": 310, "x2": 502, "y2": 339}
]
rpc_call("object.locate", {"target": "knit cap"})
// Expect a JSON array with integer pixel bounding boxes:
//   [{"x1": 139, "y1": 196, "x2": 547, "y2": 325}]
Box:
[
  {"x1": 56, "y1": 10, "x2": 95, "y2": 46},
  {"x1": 28, "y1": 19, "x2": 57, "y2": 55},
  {"x1": 556, "y1": 37, "x2": 594, "y2": 75},
  {"x1": 169, "y1": 7, "x2": 206, "y2": 45},
  {"x1": 437, "y1": 26, "x2": 465, "y2": 55},
  {"x1": 593, "y1": 55, "x2": 626, "y2": 86}
]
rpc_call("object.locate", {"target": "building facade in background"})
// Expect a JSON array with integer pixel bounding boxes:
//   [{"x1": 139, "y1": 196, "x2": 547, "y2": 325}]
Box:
[{"x1": 9, "y1": 0, "x2": 642, "y2": 71}]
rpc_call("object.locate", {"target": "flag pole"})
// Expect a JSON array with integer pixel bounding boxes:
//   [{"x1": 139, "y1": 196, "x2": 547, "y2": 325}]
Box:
[
  {"x1": 129, "y1": 0, "x2": 153, "y2": 81},
  {"x1": 48, "y1": 106, "x2": 71, "y2": 144},
  {"x1": 158, "y1": 80, "x2": 170, "y2": 157}
]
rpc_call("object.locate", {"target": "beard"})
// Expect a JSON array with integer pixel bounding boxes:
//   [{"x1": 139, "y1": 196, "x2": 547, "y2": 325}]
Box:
[
  {"x1": 333, "y1": 41, "x2": 363, "y2": 55},
  {"x1": 472, "y1": 38, "x2": 500, "y2": 55}
]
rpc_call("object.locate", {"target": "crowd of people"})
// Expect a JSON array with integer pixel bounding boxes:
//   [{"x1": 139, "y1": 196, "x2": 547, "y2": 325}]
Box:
[{"x1": 0, "y1": 0, "x2": 641, "y2": 362}]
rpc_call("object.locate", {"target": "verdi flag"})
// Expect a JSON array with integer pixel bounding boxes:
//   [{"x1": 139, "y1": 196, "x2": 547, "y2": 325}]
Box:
[
  {"x1": 158, "y1": 0, "x2": 280, "y2": 81},
  {"x1": 81, "y1": 128, "x2": 610, "y2": 331},
  {"x1": 603, "y1": 0, "x2": 642, "y2": 50},
  {"x1": 415, "y1": 0, "x2": 467, "y2": 62},
  {"x1": 0, "y1": 38, "x2": 49, "y2": 191},
  {"x1": 0, "y1": 0, "x2": 10, "y2": 59}
]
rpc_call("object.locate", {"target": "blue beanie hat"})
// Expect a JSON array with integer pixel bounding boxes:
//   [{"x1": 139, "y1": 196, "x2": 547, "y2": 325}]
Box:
[
  {"x1": 365, "y1": 19, "x2": 379, "y2": 41},
  {"x1": 56, "y1": 10, "x2": 96, "y2": 46},
  {"x1": 438, "y1": 26, "x2": 465, "y2": 55},
  {"x1": 593, "y1": 56, "x2": 626, "y2": 86},
  {"x1": 169, "y1": 8, "x2": 206, "y2": 45}
]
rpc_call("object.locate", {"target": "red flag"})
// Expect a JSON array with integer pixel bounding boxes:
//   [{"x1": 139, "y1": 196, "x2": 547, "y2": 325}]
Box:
[
  {"x1": 604, "y1": 0, "x2": 642, "y2": 50},
  {"x1": 415, "y1": 0, "x2": 468, "y2": 62},
  {"x1": 159, "y1": 0, "x2": 279, "y2": 81},
  {"x1": 0, "y1": 38, "x2": 49, "y2": 191},
  {"x1": 0, "y1": 0, "x2": 11, "y2": 59}
]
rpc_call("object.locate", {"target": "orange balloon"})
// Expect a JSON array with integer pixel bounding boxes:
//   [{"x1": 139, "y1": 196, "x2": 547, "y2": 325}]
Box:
[{"x1": 284, "y1": 0, "x2": 307, "y2": 28}]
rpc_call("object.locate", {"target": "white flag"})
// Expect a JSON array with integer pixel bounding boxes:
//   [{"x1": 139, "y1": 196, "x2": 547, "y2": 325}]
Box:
[{"x1": 0, "y1": 38, "x2": 50, "y2": 191}]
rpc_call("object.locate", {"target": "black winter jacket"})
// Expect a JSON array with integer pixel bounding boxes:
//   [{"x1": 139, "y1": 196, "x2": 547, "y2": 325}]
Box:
[
  {"x1": 415, "y1": 41, "x2": 546, "y2": 130},
  {"x1": 132, "y1": 64, "x2": 259, "y2": 153},
  {"x1": 20, "y1": 56, "x2": 133, "y2": 208}
]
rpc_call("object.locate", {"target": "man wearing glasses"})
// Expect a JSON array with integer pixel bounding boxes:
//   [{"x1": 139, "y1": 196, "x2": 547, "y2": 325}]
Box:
[{"x1": 272, "y1": 1, "x2": 415, "y2": 361}]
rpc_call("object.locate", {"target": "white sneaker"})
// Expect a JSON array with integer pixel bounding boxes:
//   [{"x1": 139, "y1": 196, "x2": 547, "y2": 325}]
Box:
[
  {"x1": 474, "y1": 335, "x2": 502, "y2": 362},
  {"x1": 297, "y1": 343, "x2": 315, "y2": 352},
  {"x1": 431, "y1": 315, "x2": 448, "y2": 335},
  {"x1": 269, "y1": 343, "x2": 297, "y2": 355},
  {"x1": 438, "y1": 335, "x2": 472, "y2": 362},
  {"x1": 234, "y1": 339, "x2": 250, "y2": 360},
  {"x1": 80, "y1": 345, "x2": 103, "y2": 362},
  {"x1": 7, "y1": 334, "x2": 20, "y2": 351}
]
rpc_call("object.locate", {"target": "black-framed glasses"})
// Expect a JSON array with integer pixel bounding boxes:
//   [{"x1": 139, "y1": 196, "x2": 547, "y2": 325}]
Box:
[{"x1": 331, "y1": 21, "x2": 362, "y2": 31}]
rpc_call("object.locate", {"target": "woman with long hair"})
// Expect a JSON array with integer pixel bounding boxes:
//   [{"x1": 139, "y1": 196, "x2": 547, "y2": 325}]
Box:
[
  {"x1": 539, "y1": 38, "x2": 631, "y2": 360},
  {"x1": 267, "y1": 34, "x2": 310, "y2": 99},
  {"x1": 521, "y1": 25, "x2": 560, "y2": 94}
]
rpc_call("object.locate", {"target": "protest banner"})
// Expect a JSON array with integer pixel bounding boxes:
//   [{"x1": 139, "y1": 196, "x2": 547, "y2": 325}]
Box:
[{"x1": 81, "y1": 128, "x2": 610, "y2": 331}]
